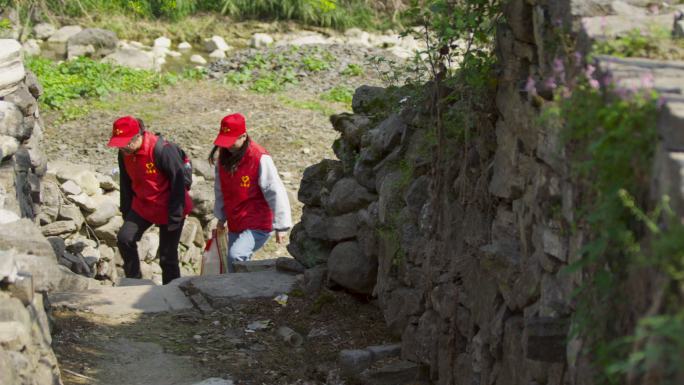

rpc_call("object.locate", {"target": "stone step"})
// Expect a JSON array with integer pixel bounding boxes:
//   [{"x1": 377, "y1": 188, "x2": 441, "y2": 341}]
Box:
[
  {"x1": 49, "y1": 284, "x2": 194, "y2": 316},
  {"x1": 179, "y1": 269, "x2": 297, "y2": 308}
]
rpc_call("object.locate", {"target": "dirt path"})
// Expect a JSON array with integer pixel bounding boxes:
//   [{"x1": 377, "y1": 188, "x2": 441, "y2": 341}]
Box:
[{"x1": 53, "y1": 291, "x2": 395, "y2": 385}]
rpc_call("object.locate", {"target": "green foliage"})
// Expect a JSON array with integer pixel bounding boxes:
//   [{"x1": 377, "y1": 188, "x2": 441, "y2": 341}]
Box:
[
  {"x1": 340, "y1": 63, "x2": 364, "y2": 77},
  {"x1": 278, "y1": 96, "x2": 334, "y2": 115},
  {"x1": 222, "y1": 47, "x2": 339, "y2": 94},
  {"x1": 546, "y1": 80, "x2": 684, "y2": 383},
  {"x1": 14, "y1": 0, "x2": 385, "y2": 29},
  {"x1": 401, "y1": 0, "x2": 501, "y2": 87},
  {"x1": 592, "y1": 27, "x2": 684, "y2": 60},
  {"x1": 26, "y1": 56, "x2": 203, "y2": 121},
  {"x1": 320, "y1": 86, "x2": 353, "y2": 104},
  {"x1": 0, "y1": 18, "x2": 11, "y2": 31}
]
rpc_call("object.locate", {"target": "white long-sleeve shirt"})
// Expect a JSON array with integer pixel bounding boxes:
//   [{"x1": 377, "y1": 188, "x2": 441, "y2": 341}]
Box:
[{"x1": 213, "y1": 155, "x2": 293, "y2": 231}]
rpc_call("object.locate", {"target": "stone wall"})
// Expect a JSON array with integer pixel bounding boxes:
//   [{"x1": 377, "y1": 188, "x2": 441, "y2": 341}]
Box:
[{"x1": 290, "y1": 1, "x2": 684, "y2": 384}]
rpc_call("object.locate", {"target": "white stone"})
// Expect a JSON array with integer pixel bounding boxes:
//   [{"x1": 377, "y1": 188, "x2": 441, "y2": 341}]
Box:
[
  {"x1": 129, "y1": 41, "x2": 146, "y2": 49},
  {"x1": 67, "y1": 43, "x2": 95, "y2": 59},
  {"x1": 21, "y1": 39, "x2": 41, "y2": 56},
  {"x1": 103, "y1": 47, "x2": 156, "y2": 71},
  {"x1": 0, "y1": 252, "x2": 18, "y2": 281},
  {"x1": 0, "y1": 209, "x2": 20, "y2": 225},
  {"x1": 0, "y1": 39, "x2": 25, "y2": 97},
  {"x1": 204, "y1": 35, "x2": 230, "y2": 52},
  {"x1": 0, "y1": 135, "x2": 19, "y2": 159},
  {"x1": 209, "y1": 49, "x2": 226, "y2": 59},
  {"x1": 167, "y1": 50, "x2": 182, "y2": 58},
  {"x1": 47, "y1": 25, "x2": 82, "y2": 43},
  {"x1": 250, "y1": 33, "x2": 274, "y2": 48},
  {"x1": 33, "y1": 23, "x2": 56, "y2": 40},
  {"x1": 60, "y1": 180, "x2": 82, "y2": 196},
  {"x1": 154, "y1": 36, "x2": 172, "y2": 49},
  {"x1": 0, "y1": 102, "x2": 24, "y2": 138},
  {"x1": 190, "y1": 55, "x2": 207, "y2": 65},
  {"x1": 152, "y1": 46, "x2": 169, "y2": 58},
  {"x1": 178, "y1": 42, "x2": 192, "y2": 51},
  {"x1": 280, "y1": 33, "x2": 328, "y2": 46}
]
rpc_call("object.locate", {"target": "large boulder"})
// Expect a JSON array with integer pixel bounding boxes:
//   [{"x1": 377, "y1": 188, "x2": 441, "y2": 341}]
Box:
[
  {"x1": 103, "y1": 47, "x2": 156, "y2": 71},
  {"x1": 298, "y1": 159, "x2": 342, "y2": 206},
  {"x1": 47, "y1": 25, "x2": 83, "y2": 44},
  {"x1": 327, "y1": 241, "x2": 377, "y2": 294},
  {"x1": 325, "y1": 178, "x2": 377, "y2": 216},
  {"x1": 0, "y1": 219, "x2": 56, "y2": 258},
  {"x1": 67, "y1": 28, "x2": 118, "y2": 58},
  {"x1": 0, "y1": 101, "x2": 26, "y2": 139},
  {"x1": 0, "y1": 39, "x2": 25, "y2": 97},
  {"x1": 33, "y1": 23, "x2": 56, "y2": 40},
  {"x1": 287, "y1": 223, "x2": 333, "y2": 267}
]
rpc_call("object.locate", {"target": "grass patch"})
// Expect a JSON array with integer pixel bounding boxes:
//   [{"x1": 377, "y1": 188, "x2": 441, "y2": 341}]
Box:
[
  {"x1": 593, "y1": 27, "x2": 684, "y2": 60},
  {"x1": 26, "y1": 56, "x2": 203, "y2": 121},
  {"x1": 278, "y1": 95, "x2": 335, "y2": 115},
  {"x1": 11, "y1": 0, "x2": 394, "y2": 30},
  {"x1": 340, "y1": 63, "x2": 364, "y2": 76},
  {"x1": 320, "y1": 85, "x2": 353, "y2": 105}
]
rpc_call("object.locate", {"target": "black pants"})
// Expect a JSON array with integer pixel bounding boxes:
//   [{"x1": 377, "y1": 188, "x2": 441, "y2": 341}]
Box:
[{"x1": 117, "y1": 210, "x2": 184, "y2": 285}]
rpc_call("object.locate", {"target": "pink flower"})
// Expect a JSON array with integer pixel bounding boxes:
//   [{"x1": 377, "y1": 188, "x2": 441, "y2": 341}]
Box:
[
  {"x1": 589, "y1": 78, "x2": 600, "y2": 89},
  {"x1": 544, "y1": 77, "x2": 558, "y2": 90},
  {"x1": 525, "y1": 76, "x2": 537, "y2": 96},
  {"x1": 585, "y1": 64, "x2": 596, "y2": 79},
  {"x1": 640, "y1": 72, "x2": 654, "y2": 89},
  {"x1": 657, "y1": 96, "x2": 666, "y2": 109}
]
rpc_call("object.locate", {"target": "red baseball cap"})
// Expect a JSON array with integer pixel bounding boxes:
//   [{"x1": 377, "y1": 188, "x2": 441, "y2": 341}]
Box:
[
  {"x1": 108, "y1": 116, "x2": 140, "y2": 147},
  {"x1": 214, "y1": 113, "x2": 247, "y2": 148}
]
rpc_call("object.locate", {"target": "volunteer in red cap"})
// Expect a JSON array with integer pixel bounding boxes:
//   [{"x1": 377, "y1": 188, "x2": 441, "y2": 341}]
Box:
[
  {"x1": 209, "y1": 113, "x2": 292, "y2": 268},
  {"x1": 108, "y1": 116, "x2": 192, "y2": 284}
]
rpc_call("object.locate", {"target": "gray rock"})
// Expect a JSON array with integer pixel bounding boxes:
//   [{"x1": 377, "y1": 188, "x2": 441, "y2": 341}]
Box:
[
  {"x1": 190, "y1": 181, "x2": 214, "y2": 217},
  {"x1": 22, "y1": 39, "x2": 41, "y2": 56},
  {"x1": 103, "y1": 47, "x2": 156, "y2": 71},
  {"x1": 24, "y1": 71, "x2": 43, "y2": 99},
  {"x1": 0, "y1": 101, "x2": 25, "y2": 139},
  {"x1": 298, "y1": 160, "x2": 340, "y2": 206},
  {"x1": 359, "y1": 360, "x2": 426, "y2": 385},
  {"x1": 58, "y1": 204, "x2": 85, "y2": 229},
  {"x1": 327, "y1": 212, "x2": 359, "y2": 242},
  {"x1": 180, "y1": 216, "x2": 201, "y2": 247},
  {"x1": 48, "y1": 26, "x2": 83, "y2": 44},
  {"x1": 403, "y1": 175, "x2": 430, "y2": 221},
  {"x1": 41, "y1": 220, "x2": 78, "y2": 237},
  {"x1": 10, "y1": 250, "x2": 97, "y2": 292},
  {"x1": 339, "y1": 349, "x2": 373, "y2": 377},
  {"x1": 94, "y1": 215, "x2": 124, "y2": 246},
  {"x1": 370, "y1": 113, "x2": 407, "y2": 156},
  {"x1": 302, "y1": 264, "x2": 327, "y2": 294},
  {"x1": 0, "y1": 219, "x2": 56, "y2": 258},
  {"x1": 302, "y1": 206, "x2": 328, "y2": 239},
  {"x1": 68, "y1": 192, "x2": 97, "y2": 212},
  {"x1": 525, "y1": 317, "x2": 570, "y2": 363},
  {"x1": 0, "y1": 40, "x2": 25, "y2": 97},
  {"x1": 60, "y1": 180, "x2": 82, "y2": 196},
  {"x1": 86, "y1": 201, "x2": 118, "y2": 227},
  {"x1": 68, "y1": 28, "x2": 118, "y2": 58},
  {"x1": 352, "y1": 85, "x2": 388, "y2": 114},
  {"x1": 367, "y1": 344, "x2": 402, "y2": 361},
  {"x1": 275, "y1": 257, "x2": 306, "y2": 274},
  {"x1": 330, "y1": 113, "x2": 371, "y2": 148},
  {"x1": 4, "y1": 84, "x2": 37, "y2": 116},
  {"x1": 204, "y1": 35, "x2": 230, "y2": 52},
  {"x1": 325, "y1": 178, "x2": 376, "y2": 216},
  {"x1": 0, "y1": 135, "x2": 19, "y2": 159},
  {"x1": 46, "y1": 237, "x2": 66, "y2": 259},
  {"x1": 287, "y1": 223, "x2": 333, "y2": 267},
  {"x1": 67, "y1": 43, "x2": 95, "y2": 59},
  {"x1": 250, "y1": 33, "x2": 274, "y2": 48},
  {"x1": 33, "y1": 23, "x2": 56, "y2": 40},
  {"x1": 327, "y1": 241, "x2": 377, "y2": 294},
  {"x1": 192, "y1": 158, "x2": 214, "y2": 180}
]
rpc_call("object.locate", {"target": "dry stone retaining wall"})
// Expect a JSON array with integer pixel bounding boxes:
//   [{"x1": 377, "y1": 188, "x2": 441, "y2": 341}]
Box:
[{"x1": 292, "y1": 1, "x2": 684, "y2": 384}]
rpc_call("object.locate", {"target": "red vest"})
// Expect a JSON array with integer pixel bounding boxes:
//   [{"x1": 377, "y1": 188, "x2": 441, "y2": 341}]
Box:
[
  {"x1": 218, "y1": 141, "x2": 273, "y2": 233},
  {"x1": 123, "y1": 132, "x2": 192, "y2": 225}
]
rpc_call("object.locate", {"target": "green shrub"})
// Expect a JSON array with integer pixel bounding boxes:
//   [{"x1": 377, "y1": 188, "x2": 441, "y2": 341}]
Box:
[
  {"x1": 341, "y1": 63, "x2": 364, "y2": 76},
  {"x1": 320, "y1": 85, "x2": 353, "y2": 104},
  {"x1": 26, "y1": 56, "x2": 202, "y2": 110}
]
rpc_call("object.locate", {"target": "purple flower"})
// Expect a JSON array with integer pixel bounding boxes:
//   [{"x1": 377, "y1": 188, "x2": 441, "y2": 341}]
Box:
[
  {"x1": 525, "y1": 76, "x2": 537, "y2": 96},
  {"x1": 544, "y1": 77, "x2": 558, "y2": 90},
  {"x1": 640, "y1": 72, "x2": 655, "y2": 89},
  {"x1": 657, "y1": 96, "x2": 667, "y2": 109},
  {"x1": 589, "y1": 78, "x2": 600, "y2": 89},
  {"x1": 585, "y1": 64, "x2": 596, "y2": 79},
  {"x1": 553, "y1": 58, "x2": 565, "y2": 75}
]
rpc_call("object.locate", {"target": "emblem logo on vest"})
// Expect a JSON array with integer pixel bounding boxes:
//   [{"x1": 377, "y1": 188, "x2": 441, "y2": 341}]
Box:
[
  {"x1": 240, "y1": 175, "x2": 250, "y2": 188},
  {"x1": 145, "y1": 162, "x2": 157, "y2": 174},
  {"x1": 114, "y1": 128, "x2": 123, "y2": 135},
  {"x1": 222, "y1": 125, "x2": 230, "y2": 133}
]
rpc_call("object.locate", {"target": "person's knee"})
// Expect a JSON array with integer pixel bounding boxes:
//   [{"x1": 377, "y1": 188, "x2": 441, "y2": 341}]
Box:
[
  {"x1": 117, "y1": 230, "x2": 136, "y2": 249},
  {"x1": 229, "y1": 243, "x2": 253, "y2": 262}
]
